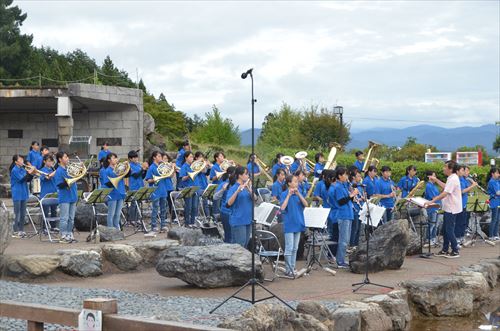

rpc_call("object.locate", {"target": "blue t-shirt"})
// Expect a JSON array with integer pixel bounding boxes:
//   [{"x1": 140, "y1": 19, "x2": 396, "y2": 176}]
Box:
[
  {"x1": 27, "y1": 150, "x2": 43, "y2": 169},
  {"x1": 272, "y1": 180, "x2": 284, "y2": 199},
  {"x1": 313, "y1": 180, "x2": 323, "y2": 198},
  {"x1": 179, "y1": 162, "x2": 195, "y2": 188},
  {"x1": 290, "y1": 161, "x2": 311, "y2": 174},
  {"x1": 376, "y1": 177, "x2": 395, "y2": 208},
  {"x1": 144, "y1": 163, "x2": 167, "y2": 199},
  {"x1": 363, "y1": 176, "x2": 378, "y2": 198},
  {"x1": 459, "y1": 176, "x2": 470, "y2": 209},
  {"x1": 99, "y1": 167, "x2": 108, "y2": 189},
  {"x1": 424, "y1": 182, "x2": 441, "y2": 213},
  {"x1": 398, "y1": 175, "x2": 419, "y2": 198},
  {"x1": 487, "y1": 178, "x2": 500, "y2": 209},
  {"x1": 209, "y1": 163, "x2": 223, "y2": 185},
  {"x1": 272, "y1": 163, "x2": 286, "y2": 178},
  {"x1": 98, "y1": 149, "x2": 111, "y2": 163},
  {"x1": 40, "y1": 166, "x2": 57, "y2": 198},
  {"x1": 196, "y1": 170, "x2": 208, "y2": 191},
  {"x1": 247, "y1": 162, "x2": 261, "y2": 175},
  {"x1": 279, "y1": 190, "x2": 306, "y2": 233},
  {"x1": 54, "y1": 166, "x2": 78, "y2": 204},
  {"x1": 10, "y1": 166, "x2": 29, "y2": 201},
  {"x1": 175, "y1": 148, "x2": 186, "y2": 168},
  {"x1": 327, "y1": 184, "x2": 337, "y2": 222},
  {"x1": 128, "y1": 161, "x2": 144, "y2": 191},
  {"x1": 298, "y1": 181, "x2": 310, "y2": 197},
  {"x1": 104, "y1": 167, "x2": 126, "y2": 201},
  {"x1": 227, "y1": 183, "x2": 252, "y2": 226},
  {"x1": 217, "y1": 180, "x2": 232, "y2": 215},
  {"x1": 332, "y1": 182, "x2": 354, "y2": 220},
  {"x1": 354, "y1": 160, "x2": 364, "y2": 172},
  {"x1": 313, "y1": 163, "x2": 324, "y2": 178}
]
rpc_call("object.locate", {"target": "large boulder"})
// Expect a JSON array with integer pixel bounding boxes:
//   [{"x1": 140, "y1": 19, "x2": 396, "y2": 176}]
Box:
[
  {"x1": 406, "y1": 229, "x2": 421, "y2": 256},
  {"x1": 0, "y1": 207, "x2": 11, "y2": 255},
  {"x1": 156, "y1": 244, "x2": 263, "y2": 288},
  {"x1": 143, "y1": 112, "x2": 155, "y2": 136},
  {"x1": 147, "y1": 132, "x2": 167, "y2": 151},
  {"x1": 1, "y1": 255, "x2": 61, "y2": 277},
  {"x1": 97, "y1": 225, "x2": 125, "y2": 242},
  {"x1": 349, "y1": 219, "x2": 410, "y2": 274},
  {"x1": 459, "y1": 262, "x2": 498, "y2": 289},
  {"x1": 219, "y1": 303, "x2": 333, "y2": 331},
  {"x1": 57, "y1": 249, "x2": 103, "y2": 277},
  {"x1": 74, "y1": 203, "x2": 107, "y2": 231},
  {"x1": 129, "y1": 239, "x2": 179, "y2": 266},
  {"x1": 331, "y1": 308, "x2": 361, "y2": 331},
  {"x1": 338, "y1": 301, "x2": 393, "y2": 331},
  {"x1": 451, "y1": 271, "x2": 489, "y2": 302},
  {"x1": 362, "y1": 291, "x2": 411, "y2": 331},
  {"x1": 402, "y1": 276, "x2": 474, "y2": 317},
  {"x1": 102, "y1": 244, "x2": 143, "y2": 271},
  {"x1": 167, "y1": 226, "x2": 223, "y2": 246}
]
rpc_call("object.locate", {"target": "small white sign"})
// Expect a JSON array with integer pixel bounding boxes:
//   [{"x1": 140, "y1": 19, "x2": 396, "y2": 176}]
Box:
[{"x1": 78, "y1": 309, "x2": 102, "y2": 331}]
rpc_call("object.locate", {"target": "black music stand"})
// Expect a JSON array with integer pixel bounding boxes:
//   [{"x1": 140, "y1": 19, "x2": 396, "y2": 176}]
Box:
[
  {"x1": 85, "y1": 188, "x2": 112, "y2": 243},
  {"x1": 352, "y1": 190, "x2": 393, "y2": 292},
  {"x1": 201, "y1": 184, "x2": 218, "y2": 219},
  {"x1": 134, "y1": 187, "x2": 157, "y2": 232},
  {"x1": 177, "y1": 186, "x2": 199, "y2": 226},
  {"x1": 466, "y1": 198, "x2": 492, "y2": 246}
]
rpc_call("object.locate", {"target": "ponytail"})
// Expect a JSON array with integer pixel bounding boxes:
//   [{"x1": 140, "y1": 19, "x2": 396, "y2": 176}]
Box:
[{"x1": 9, "y1": 154, "x2": 23, "y2": 172}]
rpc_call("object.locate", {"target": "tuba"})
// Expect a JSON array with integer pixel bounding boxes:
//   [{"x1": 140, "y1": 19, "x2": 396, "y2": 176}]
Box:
[
  {"x1": 188, "y1": 160, "x2": 206, "y2": 181},
  {"x1": 108, "y1": 161, "x2": 130, "y2": 189},
  {"x1": 215, "y1": 159, "x2": 236, "y2": 179},
  {"x1": 362, "y1": 140, "x2": 380, "y2": 172},
  {"x1": 324, "y1": 142, "x2": 342, "y2": 170},
  {"x1": 153, "y1": 162, "x2": 175, "y2": 183},
  {"x1": 65, "y1": 156, "x2": 90, "y2": 187}
]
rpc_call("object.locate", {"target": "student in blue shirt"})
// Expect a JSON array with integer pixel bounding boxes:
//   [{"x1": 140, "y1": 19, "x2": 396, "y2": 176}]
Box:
[
  {"x1": 487, "y1": 167, "x2": 500, "y2": 239},
  {"x1": 209, "y1": 152, "x2": 226, "y2": 216},
  {"x1": 313, "y1": 153, "x2": 325, "y2": 178},
  {"x1": 290, "y1": 158, "x2": 311, "y2": 175},
  {"x1": 455, "y1": 165, "x2": 476, "y2": 243},
  {"x1": 179, "y1": 151, "x2": 200, "y2": 226},
  {"x1": 331, "y1": 167, "x2": 358, "y2": 268},
  {"x1": 246, "y1": 153, "x2": 261, "y2": 177},
  {"x1": 353, "y1": 151, "x2": 364, "y2": 172},
  {"x1": 26, "y1": 141, "x2": 43, "y2": 170},
  {"x1": 362, "y1": 166, "x2": 378, "y2": 198},
  {"x1": 98, "y1": 165, "x2": 108, "y2": 189},
  {"x1": 98, "y1": 142, "x2": 111, "y2": 165},
  {"x1": 280, "y1": 174, "x2": 308, "y2": 277},
  {"x1": 161, "y1": 153, "x2": 176, "y2": 222},
  {"x1": 127, "y1": 150, "x2": 148, "y2": 224},
  {"x1": 144, "y1": 151, "x2": 169, "y2": 232},
  {"x1": 213, "y1": 166, "x2": 236, "y2": 243},
  {"x1": 375, "y1": 166, "x2": 396, "y2": 224},
  {"x1": 102, "y1": 153, "x2": 126, "y2": 230},
  {"x1": 272, "y1": 153, "x2": 286, "y2": 178},
  {"x1": 271, "y1": 169, "x2": 286, "y2": 202},
  {"x1": 424, "y1": 170, "x2": 441, "y2": 246},
  {"x1": 10, "y1": 154, "x2": 35, "y2": 238},
  {"x1": 194, "y1": 152, "x2": 210, "y2": 218},
  {"x1": 397, "y1": 165, "x2": 419, "y2": 198},
  {"x1": 323, "y1": 170, "x2": 338, "y2": 261},
  {"x1": 294, "y1": 169, "x2": 310, "y2": 197},
  {"x1": 349, "y1": 170, "x2": 365, "y2": 247},
  {"x1": 226, "y1": 166, "x2": 255, "y2": 248},
  {"x1": 175, "y1": 141, "x2": 191, "y2": 189},
  {"x1": 40, "y1": 155, "x2": 58, "y2": 231},
  {"x1": 54, "y1": 151, "x2": 78, "y2": 243}
]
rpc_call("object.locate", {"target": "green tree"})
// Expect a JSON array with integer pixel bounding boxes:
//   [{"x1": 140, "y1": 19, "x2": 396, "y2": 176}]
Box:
[
  {"x1": 192, "y1": 105, "x2": 240, "y2": 145},
  {"x1": 392, "y1": 137, "x2": 435, "y2": 162},
  {"x1": 99, "y1": 55, "x2": 135, "y2": 87},
  {"x1": 258, "y1": 103, "x2": 303, "y2": 148},
  {"x1": 143, "y1": 93, "x2": 188, "y2": 139},
  {"x1": 494, "y1": 135, "x2": 500, "y2": 153},
  {"x1": 300, "y1": 105, "x2": 350, "y2": 149}
]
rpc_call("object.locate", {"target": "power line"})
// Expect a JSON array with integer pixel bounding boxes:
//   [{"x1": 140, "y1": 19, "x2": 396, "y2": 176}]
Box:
[{"x1": 343, "y1": 116, "x2": 489, "y2": 125}]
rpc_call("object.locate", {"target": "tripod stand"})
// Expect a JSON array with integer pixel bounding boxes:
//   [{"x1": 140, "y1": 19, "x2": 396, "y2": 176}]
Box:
[
  {"x1": 464, "y1": 199, "x2": 495, "y2": 247},
  {"x1": 210, "y1": 68, "x2": 293, "y2": 314},
  {"x1": 352, "y1": 191, "x2": 393, "y2": 292}
]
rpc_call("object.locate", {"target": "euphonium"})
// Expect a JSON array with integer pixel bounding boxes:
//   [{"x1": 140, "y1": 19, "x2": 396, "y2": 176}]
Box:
[
  {"x1": 215, "y1": 159, "x2": 235, "y2": 179},
  {"x1": 153, "y1": 162, "x2": 175, "y2": 183},
  {"x1": 188, "y1": 160, "x2": 206, "y2": 181},
  {"x1": 362, "y1": 140, "x2": 381, "y2": 172},
  {"x1": 65, "y1": 156, "x2": 90, "y2": 187},
  {"x1": 108, "y1": 160, "x2": 130, "y2": 189}
]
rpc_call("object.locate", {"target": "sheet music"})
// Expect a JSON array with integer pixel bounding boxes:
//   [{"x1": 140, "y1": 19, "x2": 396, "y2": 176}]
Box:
[
  {"x1": 254, "y1": 202, "x2": 279, "y2": 226},
  {"x1": 359, "y1": 202, "x2": 385, "y2": 227},
  {"x1": 304, "y1": 207, "x2": 330, "y2": 229},
  {"x1": 408, "y1": 197, "x2": 438, "y2": 208}
]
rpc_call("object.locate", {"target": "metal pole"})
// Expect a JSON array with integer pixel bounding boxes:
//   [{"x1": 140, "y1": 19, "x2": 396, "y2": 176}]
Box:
[{"x1": 250, "y1": 72, "x2": 256, "y2": 303}]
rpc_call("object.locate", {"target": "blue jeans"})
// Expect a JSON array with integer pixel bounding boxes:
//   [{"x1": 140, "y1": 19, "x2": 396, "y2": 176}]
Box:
[
  {"x1": 212, "y1": 199, "x2": 221, "y2": 218},
  {"x1": 427, "y1": 210, "x2": 438, "y2": 241},
  {"x1": 59, "y1": 202, "x2": 76, "y2": 237},
  {"x1": 350, "y1": 213, "x2": 361, "y2": 246},
  {"x1": 221, "y1": 212, "x2": 232, "y2": 243},
  {"x1": 337, "y1": 219, "x2": 352, "y2": 265},
  {"x1": 13, "y1": 200, "x2": 27, "y2": 232},
  {"x1": 454, "y1": 209, "x2": 468, "y2": 238},
  {"x1": 107, "y1": 199, "x2": 123, "y2": 229},
  {"x1": 184, "y1": 193, "x2": 199, "y2": 225},
  {"x1": 442, "y1": 212, "x2": 458, "y2": 253},
  {"x1": 381, "y1": 208, "x2": 393, "y2": 225},
  {"x1": 284, "y1": 232, "x2": 301, "y2": 273},
  {"x1": 128, "y1": 202, "x2": 139, "y2": 222},
  {"x1": 328, "y1": 220, "x2": 339, "y2": 257},
  {"x1": 490, "y1": 207, "x2": 500, "y2": 238},
  {"x1": 151, "y1": 197, "x2": 167, "y2": 229},
  {"x1": 231, "y1": 224, "x2": 251, "y2": 248}
]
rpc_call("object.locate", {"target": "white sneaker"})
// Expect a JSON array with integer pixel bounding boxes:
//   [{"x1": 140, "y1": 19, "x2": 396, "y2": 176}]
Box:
[{"x1": 494, "y1": 236, "x2": 500, "y2": 241}]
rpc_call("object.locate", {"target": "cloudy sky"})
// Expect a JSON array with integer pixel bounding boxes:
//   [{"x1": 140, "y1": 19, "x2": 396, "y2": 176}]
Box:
[{"x1": 17, "y1": 1, "x2": 500, "y2": 131}]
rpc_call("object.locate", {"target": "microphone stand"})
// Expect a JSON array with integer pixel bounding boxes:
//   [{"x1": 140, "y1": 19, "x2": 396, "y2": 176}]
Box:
[{"x1": 210, "y1": 69, "x2": 293, "y2": 314}]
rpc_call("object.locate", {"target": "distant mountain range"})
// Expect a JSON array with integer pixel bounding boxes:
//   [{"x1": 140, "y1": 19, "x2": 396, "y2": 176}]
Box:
[{"x1": 240, "y1": 124, "x2": 498, "y2": 153}]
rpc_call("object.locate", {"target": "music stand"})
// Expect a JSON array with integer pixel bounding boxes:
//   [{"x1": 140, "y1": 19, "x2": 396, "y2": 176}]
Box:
[
  {"x1": 408, "y1": 197, "x2": 438, "y2": 258},
  {"x1": 466, "y1": 198, "x2": 493, "y2": 246},
  {"x1": 201, "y1": 184, "x2": 218, "y2": 219},
  {"x1": 133, "y1": 187, "x2": 157, "y2": 233},
  {"x1": 303, "y1": 207, "x2": 332, "y2": 273},
  {"x1": 85, "y1": 188, "x2": 112, "y2": 243},
  {"x1": 176, "y1": 186, "x2": 199, "y2": 226}
]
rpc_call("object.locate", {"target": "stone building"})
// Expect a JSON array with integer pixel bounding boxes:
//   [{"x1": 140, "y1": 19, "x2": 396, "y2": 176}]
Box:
[{"x1": 0, "y1": 83, "x2": 143, "y2": 166}]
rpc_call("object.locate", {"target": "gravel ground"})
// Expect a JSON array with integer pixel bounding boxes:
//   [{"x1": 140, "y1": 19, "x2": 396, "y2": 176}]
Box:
[{"x1": 0, "y1": 280, "x2": 340, "y2": 330}]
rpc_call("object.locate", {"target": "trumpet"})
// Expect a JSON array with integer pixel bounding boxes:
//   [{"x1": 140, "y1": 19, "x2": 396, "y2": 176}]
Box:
[{"x1": 22, "y1": 164, "x2": 50, "y2": 177}]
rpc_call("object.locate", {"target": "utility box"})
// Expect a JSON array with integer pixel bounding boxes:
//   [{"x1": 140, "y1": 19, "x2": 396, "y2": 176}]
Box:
[
  {"x1": 456, "y1": 151, "x2": 482, "y2": 166},
  {"x1": 425, "y1": 152, "x2": 452, "y2": 163}
]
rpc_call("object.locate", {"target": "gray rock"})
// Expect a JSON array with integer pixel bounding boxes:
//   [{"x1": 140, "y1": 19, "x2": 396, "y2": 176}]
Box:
[
  {"x1": 1, "y1": 254, "x2": 61, "y2": 277},
  {"x1": 406, "y1": 229, "x2": 421, "y2": 256},
  {"x1": 58, "y1": 250, "x2": 103, "y2": 277},
  {"x1": 129, "y1": 239, "x2": 179, "y2": 266},
  {"x1": 331, "y1": 308, "x2": 361, "y2": 331},
  {"x1": 339, "y1": 301, "x2": 393, "y2": 331},
  {"x1": 167, "y1": 226, "x2": 223, "y2": 246},
  {"x1": 349, "y1": 219, "x2": 410, "y2": 274},
  {"x1": 0, "y1": 166, "x2": 9, "y2": 184},
  {"x1": 143, "y1": 112, "x2": 155, "y2": 136},
  {"x1": 97, "y1": 225, "x2": 125, "y2": 242},
  {"x1": 74, "y1": 203, "x2": 107, "y2": 231},
  {"x1": 0, "y1": 183, "x2": 10, "y2": 199},
  {"x1": 156, "y1": 244, "x2": 263, "y2": 288},
  {"x1": 102, "y1": 244, "x2": 142, "y2": 271},
  {"x1": 219, "y1": 303, "x2": 330, "y2": 331},
  {"x1": 296, "y1": 301, "x2": 335, "y2": 330},
  {"x1": 362, "y1": 293, "x2": 411, "y2": 331},
  {"x1": 147, "y1": 132, "x2": 167, "y2": 151},
  {"x1": 459, "y1": 262, "x2": 498, "y2": 289},
  {"x1": 451, "y1": 271, "x2": 489, "y2": 301},
  {"x1": 402, "y1": 276, "x2": 474, "y2": 317},
  {"x1": 0, "y1": 207, "x2": 11, "y2": 255}
]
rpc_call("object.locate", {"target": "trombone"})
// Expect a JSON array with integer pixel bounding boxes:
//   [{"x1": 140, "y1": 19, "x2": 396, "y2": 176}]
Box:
[
  {"x1": 254, "y1": 156, "x2": 274, "y2": 182},
  {"x1": 22, "y1": 164, "x2": 50, "y2": 177}
]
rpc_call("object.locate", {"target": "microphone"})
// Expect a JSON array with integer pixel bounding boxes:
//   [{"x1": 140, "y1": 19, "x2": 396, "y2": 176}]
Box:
[{"x1": 241, "y1": 68, "x2": 253, "y2": 79}]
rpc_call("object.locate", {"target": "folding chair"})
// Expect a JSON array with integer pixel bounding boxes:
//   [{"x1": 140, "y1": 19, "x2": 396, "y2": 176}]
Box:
[
  {"x1": 255, "y1": 229, "x2": 284, "y2": 281},
  {"x1": 25, "y1": 194, "x2": 42, "y2": 237},
  {"x1": 39, "y1": 196, "x2": 59, "y2": 243},
  {"x1": 257, "y1": 188, "x2": 272, "y2": 203},
  {"x1": 170, "y1": 191, "x2": 184, "y2": 226}
]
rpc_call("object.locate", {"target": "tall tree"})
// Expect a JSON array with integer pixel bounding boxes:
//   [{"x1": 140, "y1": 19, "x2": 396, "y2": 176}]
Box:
[
  {"x1": 494, "y1": 135, "x2": 500, "y2": 153},
  {"x1": 300, "y1": 105, "x2": 351, "y2": 149},
  {"x1": 192, "y1": 105, "x2": 240, "y2": 145},
  {"x1": 258, "y1": 103, "x2": 303, "y2": 148}
]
